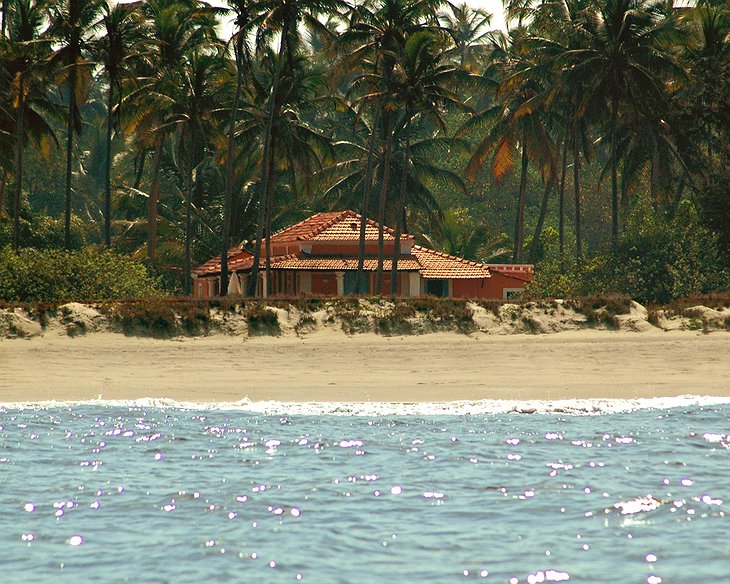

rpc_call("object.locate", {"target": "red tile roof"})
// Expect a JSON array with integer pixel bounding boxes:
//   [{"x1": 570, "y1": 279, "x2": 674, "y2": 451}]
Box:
[
  {"x1": 267, "y1": 210, "x2": 413, "y2": 243},
  {"x1": 192, "y1": 247, "x2": 250, "y2": 276},
  {"x1": 193, "y1": 213, "x2": 498, "y2": 281},
  {"x1": 412, "y1": 245, "x2": 491, "y2": 279},
  {"x1": 270, "y1": 255, "x2": 421, "y2": 271}
]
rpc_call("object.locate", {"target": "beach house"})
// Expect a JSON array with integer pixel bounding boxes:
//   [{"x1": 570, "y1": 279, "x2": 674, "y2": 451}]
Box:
[{"x1": 192, "y1": 210, "x2": 533, "y2": 299}]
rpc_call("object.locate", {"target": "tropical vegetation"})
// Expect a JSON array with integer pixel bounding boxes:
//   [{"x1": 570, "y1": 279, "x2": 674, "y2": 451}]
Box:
[{"x1": 0, "y1": 0, "x2": 728, "y2": 304}]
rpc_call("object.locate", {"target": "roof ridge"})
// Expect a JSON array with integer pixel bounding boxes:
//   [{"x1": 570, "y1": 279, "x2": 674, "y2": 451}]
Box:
[
  {"x1": 303, "y1": 209, "x2": 355, "y2": 240},
  {"x1": 413, "y1": 244, "x2": 487, "y2": 267}
]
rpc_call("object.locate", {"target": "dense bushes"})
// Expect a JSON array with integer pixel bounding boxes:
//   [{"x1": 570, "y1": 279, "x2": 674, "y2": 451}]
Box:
[
  {"x1": 0, "y1": 246, "x2": 162, "y2": 302},
  {"x1": 528, "y1": 202, "x2": 730, "y2": 304}
]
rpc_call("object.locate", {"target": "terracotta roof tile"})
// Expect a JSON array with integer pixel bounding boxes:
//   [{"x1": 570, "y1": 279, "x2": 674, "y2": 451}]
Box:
[
  {"x1": 269, "y1": 254, "x2": 421, "y2": 271},
  {"x1": 266, "y1": 210, "x2": 413, "y2": 243},
  {"x1": 192, "y1": 247, "x2": 250, "y2": 276},
  {"x1": 412, "y1": 245, "x2": 491, "y2": 279}
]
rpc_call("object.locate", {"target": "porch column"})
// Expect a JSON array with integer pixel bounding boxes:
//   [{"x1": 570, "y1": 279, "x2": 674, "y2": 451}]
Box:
[
  {"x1": 335, "y1": 271, "x2": 345, "y2": 296},
  {"x1": 408, "y1": 273, "x2": 421, "y2": 298},
  {"x1": 262, "y1": 272, "x2": 268, "y2": 299},
  {"x1": 299, "y1": 272, "x2": 312, "y2": 294}
]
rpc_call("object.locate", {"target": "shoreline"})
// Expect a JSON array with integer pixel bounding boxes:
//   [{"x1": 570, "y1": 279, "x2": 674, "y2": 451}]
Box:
[{"x1": 2, "y1": 330, "x2": 730, "y2": 404}]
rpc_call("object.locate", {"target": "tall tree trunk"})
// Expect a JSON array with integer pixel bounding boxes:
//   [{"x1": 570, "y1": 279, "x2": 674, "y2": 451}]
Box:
[
  {"x1": 64, "y1": 61, "x2": 78, "y2": 251},
  {"x1": 221, "y1": 41, "x2": 245, "y2": 297},
  {"x1": 147, "y1": 136, "x2": 163, "y2": 267},
  {"x1": 247, "y1": 35, "x2": 285, "y2": 298},
  {"x1": 104, "y1": 84, "x2": 114, "y2": 247},
  {"x1": 528, "y1": 179, "x2": 552, "y2": 264},
  {"x1": 184, "y1": 142, "x2": 193, "y2": 296},
  {"x1": 390, "y1": 123, "x2": 410, "y2": 297},
  {"x1": 13, "y1": 75, "x2": 25, "y2": 253},
  {"x1": 133, "y1": 148, "x2": 146, "y2": 190},
  {"x1": 1, "y1": 0, "x2": 7, "y2": 39},
  {"x1": 651, "y1": 138, "x2": 660, "y2": 209},
  {"x1": 610, "y1": 94, "x2": 619, "y2": 249},
  {"x1": 513, "y1": 137, "x2": 528, "y2": 263},
  {"x1": 558, "y1": 135, "x2": 568, "y2": 273},
  {"x1": 573, "y1": 134, "x2": 583, "y2": 265},
  {"x1": 355, "y1": 103, "x2": 382, "y2": 295},
  {"x1": 264, "y1": 142, "x2": 276, "y2": 296},
  {"x1": 0, "y1": 168, "x2": 7, "y2": 220},
  {"x1": 375, "y1": 129, "x2": 394, "y2": 294}
]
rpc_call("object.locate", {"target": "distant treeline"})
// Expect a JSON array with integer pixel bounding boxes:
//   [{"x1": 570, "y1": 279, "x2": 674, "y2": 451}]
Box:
[{"x1": 1, "y1": 0, "x2": 728, "y2": 302}]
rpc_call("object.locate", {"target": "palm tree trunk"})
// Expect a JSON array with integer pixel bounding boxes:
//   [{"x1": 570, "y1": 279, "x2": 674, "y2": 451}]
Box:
[
  {"x1": 375, "y1": 130, "x2": 394, "y2": 294},
  {"x1": 610, "y1": 94, "x2": 619, "y2": 248},
  {"x1": 355, "y1": 103, "x2": 382, "y2": 295},
  {"x1": 264, "y1": 142, "x2": 276, "y2": 296},
  {"x1": 573, "y1": 134, "x2": 583, "y2": 265},
  {"x1": 64, "y1": 62, "x2": 78, "y2": 251},
  {"x1": 13, "y1": 75, "x2": 25, "y2": 253},
  {"x1": 184, "y1": 143, "x2": 193, "y2": 296},
  {"x1": 104, "y1": 84, "x2": 114, "y2": 247},
  {"x1": 558, "y1": 135, "x2": 568, "y2": 272},
  {"x1": 221, "y1": 40, "x2": 245, "y2": 297},
  {"x1": 1, "y1": 0, "x2": 7, "y2": 39},
  {"x1": 513, "y1": 137, "x2": 528, "y2": 263},
  {"x1": 0, "y1": 168, "x2": 7, "y2": 219},
  {"x1": 148, "y1": 136, "x2": 163, "y2": 267},
  {"x1": 528, "y1": 179, "x2": 552, "y2": 264},
  {"x1": 247, "y1": 37, "x2": 285, "y2": 298},
  {"x1": 133, "y1": 148, "x2": 146, "y2": 190},
  {"x1": 390, "y1": 123, "x2": 410, "y2": 297}
]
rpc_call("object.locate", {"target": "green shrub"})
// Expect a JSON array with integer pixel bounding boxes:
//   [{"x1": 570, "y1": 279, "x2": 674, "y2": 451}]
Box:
[
  {"x1": 111, "y1": 302, "x2": 177, "y2": 338},
  {"x1": 528, "y1": 202, "x2": 730, "y2": 304},
  {"x1": 244, "y1": 303, "x2": 280, "y2": 335},
  {"x1": 0, "y1": 246, "x2": 162, "y2": 302}
]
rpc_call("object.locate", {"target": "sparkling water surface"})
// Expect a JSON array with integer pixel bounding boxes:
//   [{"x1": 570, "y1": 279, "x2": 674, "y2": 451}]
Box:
[{"x1": 1, "y1": 402, "x2": 729, "y2": 583}]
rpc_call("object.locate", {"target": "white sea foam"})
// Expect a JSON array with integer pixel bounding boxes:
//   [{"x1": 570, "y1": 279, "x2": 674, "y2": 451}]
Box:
[{"x1": 2, "y1": 395, "x2": 730, "y2": 415}]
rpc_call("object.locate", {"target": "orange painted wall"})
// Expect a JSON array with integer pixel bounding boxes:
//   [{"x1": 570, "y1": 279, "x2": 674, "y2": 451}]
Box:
[
  {"x1": 311, "y1": 273, "x2": 338, "y2": 296},
  {"x1": 483, "y1": 272, "x2": 532, "y2": 299},
  {"x1": 451, "y1": 279, "x2": 490, "y2": 299}
]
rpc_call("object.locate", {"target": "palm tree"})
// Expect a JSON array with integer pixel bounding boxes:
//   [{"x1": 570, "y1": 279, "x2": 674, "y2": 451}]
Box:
[
  {"x1": 246, "y1": 0, "x2": 348, "y2": 297},
  {"x1": 573, "y1": 0, "x2": 681, "y2": 247},
  {"x1": 439, "y1": 1, "x2": 492, "y2": 73},
  {"x1": 463, "y1": 29, "x2": 557, "y2": 263},
  {"x1": 48, "y1": 0, "x2": 103, "y2": 250},
  {"x1": 220, "y1": 0, "x2": 258, "y2": 297},
  {"x1": 91, "y1": 0, "x2": 147, "y2": 247},
  {"x1": 388, "y1": 29, "x2": 466, "y2": 294},
  {"x1": 2, "y1": 0, "x2": 57, "y2": 251},
  {"x1": 129, "y1": 0, "x2": 220, "y2": 267},
  {"x1": 338, "y1": 0, "x2": 446, "y2": 294}
]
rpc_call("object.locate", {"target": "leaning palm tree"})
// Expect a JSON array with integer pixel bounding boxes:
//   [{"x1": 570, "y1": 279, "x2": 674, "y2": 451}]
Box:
[{"x1": 48, "y1": 0, "x2": 103, "y2": 250}]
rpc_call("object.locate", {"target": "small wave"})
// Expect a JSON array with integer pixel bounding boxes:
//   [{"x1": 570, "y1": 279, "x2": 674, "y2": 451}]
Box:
[{"x1": 2, "y1": 395, "x2": 730, "y2": 415}]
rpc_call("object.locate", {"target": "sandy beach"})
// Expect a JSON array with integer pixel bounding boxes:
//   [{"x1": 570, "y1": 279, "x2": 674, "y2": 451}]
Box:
[{"x1": 2, "y1": 329, "x2": 729, "y2": 403}]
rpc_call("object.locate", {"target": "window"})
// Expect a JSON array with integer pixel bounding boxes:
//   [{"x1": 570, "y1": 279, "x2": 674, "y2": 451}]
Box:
[{"x1": 425, "y1": 279, "x2": 449, "y2": 297}]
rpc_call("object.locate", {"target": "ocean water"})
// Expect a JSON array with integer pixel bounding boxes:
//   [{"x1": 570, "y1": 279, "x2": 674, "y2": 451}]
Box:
[{"x1": 2, "y1": 398, "x2": 730, "y2": 583}]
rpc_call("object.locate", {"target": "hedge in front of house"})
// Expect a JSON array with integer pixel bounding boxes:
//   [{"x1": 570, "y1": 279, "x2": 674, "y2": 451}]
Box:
[{"x1": 0, "y1": 246, "x2": 163, "y2": 302}]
